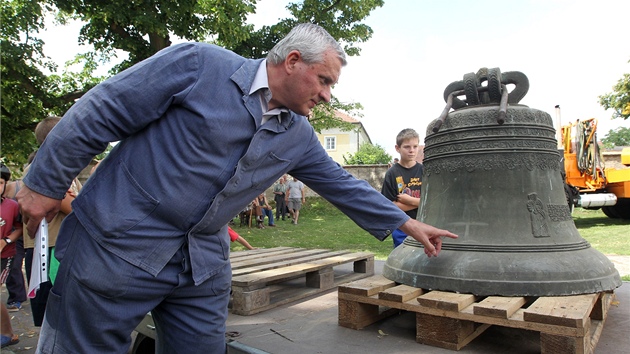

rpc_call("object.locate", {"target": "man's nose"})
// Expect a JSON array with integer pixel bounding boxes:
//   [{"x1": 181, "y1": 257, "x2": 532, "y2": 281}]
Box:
[{"x1": 319, "y1": 88, "x2": 331, "y2": 103}]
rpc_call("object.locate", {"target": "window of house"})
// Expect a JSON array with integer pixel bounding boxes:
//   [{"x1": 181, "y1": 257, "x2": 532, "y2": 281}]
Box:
[{"x1": 325, "y1": 136, "x2": 336, "y2": 150}]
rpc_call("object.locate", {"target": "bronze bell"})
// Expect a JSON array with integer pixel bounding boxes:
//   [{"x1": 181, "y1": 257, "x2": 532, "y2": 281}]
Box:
[{"x1": 383, "y1": 68, "x2": 622, "y2": 296}]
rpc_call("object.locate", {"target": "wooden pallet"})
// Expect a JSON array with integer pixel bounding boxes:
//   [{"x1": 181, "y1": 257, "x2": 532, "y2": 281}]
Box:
[
  {"x1": 230, "y1": 247, "x2": 374, "y2": 315},
  {"x1": 338, "y1": 275, "x2": 614, "y2": 354}
]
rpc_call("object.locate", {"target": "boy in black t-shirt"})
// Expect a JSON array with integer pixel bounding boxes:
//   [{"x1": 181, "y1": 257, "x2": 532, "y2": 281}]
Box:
[{"x1": 381, "y1": 129, "x2": 423, "y2": 247}]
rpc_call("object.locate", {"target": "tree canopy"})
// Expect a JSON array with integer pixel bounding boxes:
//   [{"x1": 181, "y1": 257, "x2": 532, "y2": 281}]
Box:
[
  {"x1": 598, "y1": 62, "x2": 629, "y2": 149},
  {"x1": 601, "y1": 127, "x2": 630, "y2": 149},
  {"x1": 1, "y1": 0, "x2": 383, "y2": 167},
  {"x1": 343, "y1": 143, "x2": 391, "y2": 165},
  {"x1": 599, "y1": 62, "x2": 630, "y2": 121}
]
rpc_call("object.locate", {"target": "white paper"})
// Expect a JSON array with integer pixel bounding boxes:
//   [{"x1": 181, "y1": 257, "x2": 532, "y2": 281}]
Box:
[{"x1": 28, "y1": 219, "x2": 49, "y2": 299}]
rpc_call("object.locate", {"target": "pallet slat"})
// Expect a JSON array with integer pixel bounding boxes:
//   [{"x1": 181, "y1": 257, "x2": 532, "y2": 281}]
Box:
[
  {"x1": 474, "y1": 296, "x2": 528, "y2": 318},
  {"x1": 232, "y1": 250, "x2": 350, "y2": 277},
  {"x1": 231, "y1": 248, "x2": 335, "y2": 270},
  {"x1": 379, "y1": 284, "x2": 424, "y2": 302},
  {"x1": 417, "y1": 291, "x2": 477, "y2": 312},
  {"x1": 338, "y1": 275, "x2": 395, "y2": 296},
  {"x1": 523, "y1": 293, "x2": 599, "y2": 328},
  {"x1": 230, "y1": 247, "x2": 297, "y2": 259}
]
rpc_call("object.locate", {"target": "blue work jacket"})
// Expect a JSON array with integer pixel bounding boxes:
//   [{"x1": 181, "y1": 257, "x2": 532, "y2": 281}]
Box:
[{"x1": 24, "y1": 43, "x2": 409, "y2": 285}]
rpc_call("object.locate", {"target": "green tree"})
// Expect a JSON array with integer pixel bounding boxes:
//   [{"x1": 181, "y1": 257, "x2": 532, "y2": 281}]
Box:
[
  {"x1": 602, "y1": 127, "x2": 630, "y2": 149},
  {"x1": 599, "y1": 62, "x2": 630, "y2": 120},
  {"x1": 52, "y1": 0, "x2": 257, "y2": 71},
  {"x1": 2, "y1": 0, "x2": 59, "y2": 165},
  {"x1": 1, "y1": 0, "x2": 121, "y2": 166},
  {"x1": 1, "y1": 0, "x2": 384, "y2": 167},
  {"x1": 343, "y1": 143, "x2": 391, "y2": 165}
]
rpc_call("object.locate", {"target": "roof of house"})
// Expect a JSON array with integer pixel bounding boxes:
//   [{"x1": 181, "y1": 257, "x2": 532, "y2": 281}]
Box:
[
  {"x1": 333, "y1": 111, "x2": 372, "y2": 144},
  {"x1": 334, "y1": 110, "x2": 360, "y2": 123}
]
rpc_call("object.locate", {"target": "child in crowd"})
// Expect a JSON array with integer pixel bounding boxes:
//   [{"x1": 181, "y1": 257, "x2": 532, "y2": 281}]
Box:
[
  {"x1": 227, "y1": 227, "x2": 255, "y2": 250},
  {"x1": 1, "y1": 170, "x2": 27, "y2": 312},
  {"x1": 381, "y1": 129, "x2": 424, "y2": 247},
  {"x1": 1, "y1": 163, "x2": 23, "y2": 348},
  {"x1": 22, "y1": 117, "x2": 82, "y2": 327}
]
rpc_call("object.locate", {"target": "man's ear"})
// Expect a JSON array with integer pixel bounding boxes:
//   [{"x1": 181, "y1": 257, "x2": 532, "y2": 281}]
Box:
[{"x1": 285, "y1": 50, "x2": 301, "y2": 72}]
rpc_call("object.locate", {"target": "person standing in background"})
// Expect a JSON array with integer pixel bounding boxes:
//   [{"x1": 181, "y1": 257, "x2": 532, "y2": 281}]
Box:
[
  {"x1": 286, "y1": 176, "x2": 305, "y2": 225},
  {"x1": 381, "y1": 129, "x2": 424, "y2": 247},
  {"x1": 1, "y1": 163, "x2": 23, "y2": 349},
  {"x1": 1, "y1": 174, "x2": 27, "y2": 313},
  {"x1": 20, "y1": 117, "x2": 82, "y2": 327},
  {"x1": 273, "y1": 175, "x2": 288, "y2": 221}
]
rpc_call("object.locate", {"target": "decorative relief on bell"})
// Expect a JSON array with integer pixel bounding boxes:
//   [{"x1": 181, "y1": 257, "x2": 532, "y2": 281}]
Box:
[
  {"x1": 527, "y1": 193, "x2": 550, "y2": 238},
  {"x1": 424, "y1": 153, "x2": 560, "y2": 176},
  {"x1": 547, "y1": 204, "x2": 573, "y2": 221}
]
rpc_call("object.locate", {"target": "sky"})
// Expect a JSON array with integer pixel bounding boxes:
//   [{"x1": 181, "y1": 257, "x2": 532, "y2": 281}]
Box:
[{"x1": 40, "y1": 0, "x2": 630, "y2": 157}]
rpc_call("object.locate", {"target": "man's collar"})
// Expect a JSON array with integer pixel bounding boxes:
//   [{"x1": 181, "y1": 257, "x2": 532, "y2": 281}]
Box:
[
  {"x1": 249, "y1": 59, "x2": 271, "y2": 104},
  {"x1": 251, "y1": 60, "x2": 289, "y2": 124}
]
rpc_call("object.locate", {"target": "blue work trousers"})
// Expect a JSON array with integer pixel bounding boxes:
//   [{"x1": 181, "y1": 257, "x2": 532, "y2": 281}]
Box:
[{"x1": 36, "y1": 213, "x2": 231, "y2": 354}]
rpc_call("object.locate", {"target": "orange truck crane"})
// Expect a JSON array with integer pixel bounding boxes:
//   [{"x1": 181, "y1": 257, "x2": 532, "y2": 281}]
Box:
[{"x1": 561, "y1": 116, "x2": 630, "y2": 219}]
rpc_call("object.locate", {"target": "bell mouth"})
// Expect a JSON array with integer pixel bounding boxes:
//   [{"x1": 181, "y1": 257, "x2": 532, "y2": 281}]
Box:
[{"x1": 384, "y1": 243, "x2": 621, "y2": 296}]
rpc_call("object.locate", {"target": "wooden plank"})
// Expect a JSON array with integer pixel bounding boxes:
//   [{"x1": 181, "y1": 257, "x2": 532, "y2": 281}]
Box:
[
  {"x1": 305, "y1": 267, "x2": 334, "y2": 289},
  {"x1": 232, "y1": 250, "x2": 350, "y2": 276},
  {"x1": 417, "y1": 291, "x2": 477, "y2": 312},
  {"x1": 461, "y1": 324, "x2": 492, "y2": 349},
  {"x1": 231, "y1": 248, "x2": 335, "y2": 270},
  {"x1": 585, "y1": 319, "x2": 606, "y2": 354},
  {"x1": 230, "y1": 248, "x2": 318, "y2": 266},
  {"x1": 474, "y1": 296, "x2": 528, "y2": 318},
  {"x1": 231, "y1": 252, "x2": 374, "y2": 287},
  {"x1": 540, "y1": 332, "x2": 587, "y2": 354},
  {"x1": 523, "y1": 293, "x2": 599, "y2": 328},
  {"x1": 378, "y1": 284, "x2": 424, "y2": 302},
  {"x1": 338, "y1": 275, "x2": 396, "y2": 296},
  {"x1": 232, "y1": 287, "x2": 271, "y2": 315},
  {"x1": 590, "y1": 291, "x2": 613, "y2": 321},
  {"x1": 353, "y1": 257, "x2": 374, "y2": 274},
  {"x1": 230, "y1": 247, "x2": 296, "y2": 259},
  {"x1": 339, "y1": 299, "x2": 400, "y2": 330},
  {"x1": 416, "y1": 312, "x2": 489, "y2": 350}
]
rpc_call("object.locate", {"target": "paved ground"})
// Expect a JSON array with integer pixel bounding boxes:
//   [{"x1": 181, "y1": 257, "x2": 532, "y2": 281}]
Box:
[
  {"x1": 606, "y1": 255, "x2": 630, "y2": 278},
  {"x1": 2, "y1": 256, "x2": 629, "y2": 354}
]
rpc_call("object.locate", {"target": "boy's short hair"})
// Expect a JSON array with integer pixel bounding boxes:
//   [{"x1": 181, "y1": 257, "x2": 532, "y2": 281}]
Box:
[
  {"x1": 35, "y1": 116, "x2": 62, "y2": 145},
  {"x1": 396, "y1": 128, "x2": 419, "y2": 147}
]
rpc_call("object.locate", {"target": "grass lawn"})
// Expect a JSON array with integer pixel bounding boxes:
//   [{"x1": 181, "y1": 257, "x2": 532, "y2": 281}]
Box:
[
  {"x1": 230, "y1": 197, "x2": 390, "y2": 258},
  {"x1": 571, "y1": 208, "x2": 630, "y2": 255},
  {"x1": 231, "y1": 197, "x2": 630, "y2": 259}
]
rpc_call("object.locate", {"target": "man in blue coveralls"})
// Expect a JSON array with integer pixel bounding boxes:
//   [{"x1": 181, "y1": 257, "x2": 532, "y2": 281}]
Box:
[{"x1": 17, "y1": 23, "x2": 457, "y2": 353}]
